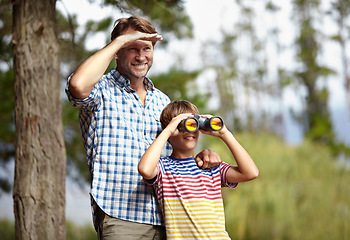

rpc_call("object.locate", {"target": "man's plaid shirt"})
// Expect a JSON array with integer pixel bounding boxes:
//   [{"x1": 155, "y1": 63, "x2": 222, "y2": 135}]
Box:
[{"x1": 66, "y1": 69, "x2": 172, "y2": 226}]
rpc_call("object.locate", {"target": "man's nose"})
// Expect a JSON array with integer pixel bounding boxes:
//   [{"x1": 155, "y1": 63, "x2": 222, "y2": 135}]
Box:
[{"x1": 135, "y1": 50, "x2": 147, "y2": 60}]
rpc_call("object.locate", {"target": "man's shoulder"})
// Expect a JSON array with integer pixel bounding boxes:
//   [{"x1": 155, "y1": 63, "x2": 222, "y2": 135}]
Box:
[
  {"x1": 154, "y1": 87, "x2": 169, "y2": 98},
  {"x1": 145, "y1": 78, "x2": 168, "y2": 96},
  {"x1": 99, "y1": 69, "x2": 129, "y2": 90},
  {"x1": 102, "y1": 69, "x2": 119, "y2": 83},
  {"x1": 151, "y1": 86, "x2": 170, "y2": 102}
]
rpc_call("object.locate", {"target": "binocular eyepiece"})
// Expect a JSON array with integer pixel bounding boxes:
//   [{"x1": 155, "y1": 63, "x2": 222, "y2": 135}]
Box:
[{"x1": 177, "y1": 115, "x2": 224, "y2": 132}]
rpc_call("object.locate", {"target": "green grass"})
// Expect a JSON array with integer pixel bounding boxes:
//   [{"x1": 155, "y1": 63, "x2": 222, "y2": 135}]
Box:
[
  {"x1": 2, "y1": 133, "x2": 349, "y2": 239},
  {"x1": 202, "y1": 132, "x2": 350, "y2": 240},
  {"x1": 0, "y1": 219, "x2": 96, "y2": 240}
]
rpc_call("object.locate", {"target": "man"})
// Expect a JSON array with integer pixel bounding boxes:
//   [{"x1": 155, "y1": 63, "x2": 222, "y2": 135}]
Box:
[{"x1": 66, "y1": 16, "x2": 220, "y2": 240}]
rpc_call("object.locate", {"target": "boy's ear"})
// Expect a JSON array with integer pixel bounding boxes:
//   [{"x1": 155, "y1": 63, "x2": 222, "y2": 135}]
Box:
[{"x1": 114, "y1": 53, "x2": 118, "y2": 60}]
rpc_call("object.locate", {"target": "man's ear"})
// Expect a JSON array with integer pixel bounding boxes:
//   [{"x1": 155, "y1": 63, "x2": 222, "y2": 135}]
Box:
[{"x1": 114, "y1": 53, "x2": 118, "y2": 60}]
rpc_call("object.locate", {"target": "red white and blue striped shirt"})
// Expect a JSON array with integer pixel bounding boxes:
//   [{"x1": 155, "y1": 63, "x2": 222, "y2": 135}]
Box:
[{"x1": 148, "y1": 156, "x2": 237, "y2": 239}]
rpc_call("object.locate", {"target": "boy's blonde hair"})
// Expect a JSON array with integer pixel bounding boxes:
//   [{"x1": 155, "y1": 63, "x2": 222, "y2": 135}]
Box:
[{"x1": 160, "y1": 100, "x2": 199, "y2": 129}]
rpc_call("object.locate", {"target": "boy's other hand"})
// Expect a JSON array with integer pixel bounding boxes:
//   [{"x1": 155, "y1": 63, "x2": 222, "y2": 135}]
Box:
[
  {"x1": 195, "y1": 149, "x2": 222, "y2": 169},
  {"x1": 166, "y1": 113, "x2": 194, "y2": 136}
]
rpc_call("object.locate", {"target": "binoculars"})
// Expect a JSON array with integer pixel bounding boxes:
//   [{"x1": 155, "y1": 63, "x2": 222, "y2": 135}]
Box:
[{"x1": 177, "y1": 115, "x2": 224, "y2": 132}]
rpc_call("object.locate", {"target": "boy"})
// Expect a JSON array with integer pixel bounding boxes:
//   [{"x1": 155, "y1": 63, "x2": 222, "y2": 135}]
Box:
[{"x1": 138, "y1": 100, "x2": 259, "y2": 239}]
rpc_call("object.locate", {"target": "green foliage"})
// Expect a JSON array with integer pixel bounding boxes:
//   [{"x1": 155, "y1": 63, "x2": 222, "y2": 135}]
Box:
[
  {"x1": 0, "y1": 219, "x2": 15, "y2": 240},
  {"x1": 62, "y1": 101, "x2": 90, "y2": 185},
  {"x1": 265, "y1": 1, "x2": 280, "y2": 12},
  {"x1": 329, "y1": 0, "x2": 350, "y2": 20},
  {"x1": 57, "y1": 8, "x2": 115, "y2": 185},
  {"x1": 150, "y1": 68, "x2": 209, "y2": 112},
  {"x1": 0, "y1": 0, "x2": 14, "y2": 148},
  {"x1": 0, "y1": 0, "x2": 14, "y2": 195},
  {"x1": 102, "y1": 0, "x2": 193, "y2": 39},
  {"x1": 292, "y1": 0, "x2": 338, "y2": 149},
  {"x1": 57, "y1": 10, "x2": 113, "y2": 73},
  {"x1": 0, "y1": 69, "x2": 15, "y2": 151},
  {"x1": 201, "y1": 132, "x2": 350, "y2": 240},
  {"x1": 0, "y1": 219, "x2": 97, "y2": 240},
  {"x1": 2, "y1": 132, "x2": 349, "y2": 239},
  {"x1": 0, "y1": 0, "x2": 12, "y2": 63},
  {"x1": 66, "y1": 220, "x2": 96, "y2": 240}
]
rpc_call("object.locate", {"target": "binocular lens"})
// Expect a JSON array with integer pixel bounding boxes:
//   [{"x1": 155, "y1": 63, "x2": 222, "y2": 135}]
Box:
[
  {"x1": 210, "y1": 117, "x2": 223, "y2": 131},
  {"x1": 185, "y1": 118, "x2": 198, "y2": 132},
  {"x1": 178, "y1": 115, "x2": 224, "y2": 132}
]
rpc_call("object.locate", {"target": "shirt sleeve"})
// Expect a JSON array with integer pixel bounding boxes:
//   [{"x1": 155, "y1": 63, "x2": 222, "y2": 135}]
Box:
[
  {"x1": 220, "y1": 162, "x2": 238, "y2": 189},
  {"x1": 142, "y1": 158, "x2": 164, "y2": 186},
  {"x1": 143, "y1": 165, "x2": 161, "y2": 186},
  {"x1": 65, "y1": 73, "x2": 103, "y2": 112}
]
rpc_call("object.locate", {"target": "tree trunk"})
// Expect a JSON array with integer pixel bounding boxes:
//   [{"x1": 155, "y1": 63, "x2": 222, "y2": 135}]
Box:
[{"x1": 12, "y1": 0, "x2": 66, "y2": 239}]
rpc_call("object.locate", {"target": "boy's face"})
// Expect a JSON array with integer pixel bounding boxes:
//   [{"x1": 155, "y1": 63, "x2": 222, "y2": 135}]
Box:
[{"x1": 169, "y1": 130, "x2": 200, "y2": 158}]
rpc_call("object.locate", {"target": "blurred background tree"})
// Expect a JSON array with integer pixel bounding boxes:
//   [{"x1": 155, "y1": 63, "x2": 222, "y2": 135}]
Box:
[
  {"x1": 0, "y1": 0, "x2": 14, "y2": 196},
  {"x1": 292, "y1": 0, "x2": 336, "y2": 146},
  {"x1": 327, "y1": 0, "x2": 350, "y2": 111}
]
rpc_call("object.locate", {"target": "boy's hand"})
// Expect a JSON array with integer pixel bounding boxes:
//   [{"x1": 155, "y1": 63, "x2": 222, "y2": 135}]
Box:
[
  {"x1": 164, "y1": 113, "x2": 193, "y2": 136},
  {"x1": 198, "y1": 115, "x2": 229, "y2": 138},
  {"x1": 195, "y1": 149, "x2": 222, "y2": 169},
  {"x1": 200, "y1": 125, "x2": 229, "y2": 138}
]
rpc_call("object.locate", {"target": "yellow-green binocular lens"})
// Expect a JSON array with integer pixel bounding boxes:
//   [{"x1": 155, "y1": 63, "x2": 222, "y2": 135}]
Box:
[
  {"x1": 178, "y1": 115, "x2": 224, "y2": 132},
  {"x1": 185, "y1": 118, "x2": 198, "y2": 132},
  {"x1": 210, "y1": 117, "x2": 223, "y2": 131},
  {"x1": 177, "y1": 117, "x2": 199, "y2": 132}
]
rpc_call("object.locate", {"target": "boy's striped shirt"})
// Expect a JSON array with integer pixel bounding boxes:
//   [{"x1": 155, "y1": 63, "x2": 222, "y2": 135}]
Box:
[{"x1": 148, "y1": 156, "x2": 237, "y2": 239}]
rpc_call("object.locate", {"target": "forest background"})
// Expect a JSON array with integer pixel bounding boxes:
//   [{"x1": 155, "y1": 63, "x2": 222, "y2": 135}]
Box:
[{"x1": 0, "y1": 0, "x2": 350, "y2": 239}]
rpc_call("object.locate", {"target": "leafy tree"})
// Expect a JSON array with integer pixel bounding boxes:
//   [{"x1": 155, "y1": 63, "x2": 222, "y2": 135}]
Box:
[
  {"x1": 103, "y1": 0, "x2": 193, "y2": 39},
  {"x1": 199, "y1": 1, "x2": 282, "y2": 134},
  {"x1": 327, "y1": 0, "x2": 350, "y2": 111},
  {"x1": 292, "y1": 0, "x2": 336, "y2": 146},
  {"x1": 150, "y1": 68, "x2": 208, "y2": 111}
]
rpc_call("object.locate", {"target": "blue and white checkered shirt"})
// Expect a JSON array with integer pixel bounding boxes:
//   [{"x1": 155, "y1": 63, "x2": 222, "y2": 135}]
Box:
[{"x1": 66, "y1": 69, "x2": 172, "y2": 226}]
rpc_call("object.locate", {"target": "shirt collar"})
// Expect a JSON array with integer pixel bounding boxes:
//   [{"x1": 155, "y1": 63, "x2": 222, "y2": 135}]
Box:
[{"x1": 112, "y1": 69, "x2": 155, "y2": 92}]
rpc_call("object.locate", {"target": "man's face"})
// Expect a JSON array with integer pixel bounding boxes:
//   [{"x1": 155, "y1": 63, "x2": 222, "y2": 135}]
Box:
[{"x1": 115, "y1": 29, "x2": 154, "y2": 82}]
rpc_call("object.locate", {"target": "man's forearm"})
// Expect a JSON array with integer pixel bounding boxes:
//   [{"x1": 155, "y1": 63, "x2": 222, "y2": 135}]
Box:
[{"x1": 68, "y1": 39, "x2": 125, "y2": 99}]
